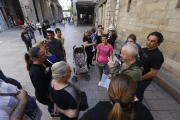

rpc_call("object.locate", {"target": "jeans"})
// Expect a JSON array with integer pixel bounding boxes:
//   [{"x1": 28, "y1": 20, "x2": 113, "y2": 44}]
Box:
[
  {"x1": 97, "y1": 63, "x2": 109, "y2": 81},
  {"x1": 0, "y1": 69, "x2": 21, "y2": 87},
  {"x1": 136, "y1": 80, "x2": 152, "y2": 102},
  {"x1": 29, "y1": 32, "x2": 36, "y2": 42}
]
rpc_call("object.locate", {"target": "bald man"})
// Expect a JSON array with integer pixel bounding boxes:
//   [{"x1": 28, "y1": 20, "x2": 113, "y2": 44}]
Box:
[{"x1": 108, "y1": 43, "x2": 144, "y2": 83}]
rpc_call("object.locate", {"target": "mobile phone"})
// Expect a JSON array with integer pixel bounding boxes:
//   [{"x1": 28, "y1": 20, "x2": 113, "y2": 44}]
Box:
[{"x1": 0, "y1": 92, "x2": 19, "y2": 96}]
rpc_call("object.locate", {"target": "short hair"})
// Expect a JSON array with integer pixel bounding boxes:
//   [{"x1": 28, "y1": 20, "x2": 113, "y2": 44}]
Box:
[
  {"x1": 127, "y1": 34, "x2": 136, "y2": 42},
  {"x1": 91, "y1": 27, "x2": 96, "y2": 33},
  {"x1": 147, "y1": 32, "x2": 164, "y2": 45},
  {"x1": 98, "y1": 25, "x2": 102, "y2": 28},
  {"x1": 51, "y1": 61, "x2": 68, "y2": 80},
  {"x1": 46, "y1": 31, "x2": 54, "y2": 34},
  {"x1": 55, "y1": 28, "x2": 61, "y2": 33},
  {"x1": 101, "y1": 34, "x2": 108, "y2": 38},
  {"x1": 123, "y1": 44, "x2": 139, "y2": 58}
]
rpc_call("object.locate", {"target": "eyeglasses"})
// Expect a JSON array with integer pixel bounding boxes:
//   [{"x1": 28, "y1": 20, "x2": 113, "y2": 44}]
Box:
[
  {"x1": 37, "y1": 50, "x2": 46, "y2": 58},
  {"x1": 40, "y1": 40, "x2": 48, "y2": 45}
]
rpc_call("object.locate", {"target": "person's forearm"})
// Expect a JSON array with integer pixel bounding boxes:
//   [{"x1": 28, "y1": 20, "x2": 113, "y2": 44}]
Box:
[
  {"x1": 60, "y1": 108, "x2": 79, "y2": 118},
  {"x1": 96, "y1": 53, "x2": 99, "y2": 61},
  {"x1": 10, "y1": 101, "x2": 27, "y2": 120},
  {"x1": 140, "y1": 72, "x2": 157, "y2": 81},
  {"x1": 85, "y1": 43, "x2": 94, "y2": 47}
]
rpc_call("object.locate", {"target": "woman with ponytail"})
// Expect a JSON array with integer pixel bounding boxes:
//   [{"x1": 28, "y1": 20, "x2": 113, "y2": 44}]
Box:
[
  {"x1": 79, "y1": 73, "x2": 153, "y2": 120},
  {"x1": 24, "y1": 47, "x2": 56, "y2": 116}
]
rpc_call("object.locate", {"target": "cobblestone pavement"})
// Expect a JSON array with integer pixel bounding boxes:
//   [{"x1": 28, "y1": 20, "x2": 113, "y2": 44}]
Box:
[{"x1": 0, "y1": 24, "x2": 180, "y2": 120}]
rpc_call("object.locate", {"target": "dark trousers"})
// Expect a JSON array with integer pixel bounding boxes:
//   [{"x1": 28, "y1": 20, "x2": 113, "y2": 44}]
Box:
[
  {"x1": 35, "y1": 92, "x2": 54, "y2": 114},
  {"x1": 0, "y1": 69, "x2": 21, "y2": 87},
  {"x1": 26, "y1": 43, "x2": 32, "y2": 51},
  {"x1": 38, "y1": 28, "x2": 42, "y2": 35},
  {"x1": 136, "y1": 80, "x2": 152, "y2": 102},
  {"x1": 85, "y1": 49, "x2": 94, "y2": 67}
]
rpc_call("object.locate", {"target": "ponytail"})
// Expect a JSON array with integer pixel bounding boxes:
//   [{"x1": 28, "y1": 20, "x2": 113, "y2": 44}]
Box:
[
  {"x1": 108, "y1": 102, "x2": 127, "y2": 120},
  {"x1": 24, "y1": 52, "x2": 33, "y2": 71}
]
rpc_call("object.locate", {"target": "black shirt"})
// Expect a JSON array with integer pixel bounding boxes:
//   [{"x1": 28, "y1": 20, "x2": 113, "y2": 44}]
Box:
[
  {"x1": 140, "y1": 48, "x2": 164, "y2": 81},
  {"x1": 79, "y1": 101, "x2": 154, "y2": 120},
  {"x1": 107, "y1": 33, "x2": 117, "y2": 48},
  {"x1": 96, "y1": 32, "x2": 102, "y2": 45},
  {"x1": 29, "y1": 64, "x2": 52, "y2": 96},
  {"x1": 83, "y1": 36, "x2": 92, "y2": 51},
  {"x1": 49, "y1": 82, "x2": 81, "y2": 120}
]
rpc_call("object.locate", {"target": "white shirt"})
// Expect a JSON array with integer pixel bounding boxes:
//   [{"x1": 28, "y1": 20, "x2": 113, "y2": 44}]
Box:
[{"x1": 0, "y1": 80, "x2": 42, "y2": 120}]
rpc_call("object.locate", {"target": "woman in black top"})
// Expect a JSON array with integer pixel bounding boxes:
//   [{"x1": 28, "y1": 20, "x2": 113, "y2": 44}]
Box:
[
  {"x1": 79, "y1": 73, "x2": 154, "y2": 120},
  {"x1": 49, "y1": 61, "x2": 81, "y2": 120},
  {"x1": 24, "y1": 47, "x2": 54, "y2": 114},
  {"x1": 96, "y1": 25, "x2": 103, "y2": 45},
  {"x1": 83, "y1": 29, "x2": 96, "y2": 69},
  {"x1": 107, "y1": 24, "x2": 117, "y2": 49}
]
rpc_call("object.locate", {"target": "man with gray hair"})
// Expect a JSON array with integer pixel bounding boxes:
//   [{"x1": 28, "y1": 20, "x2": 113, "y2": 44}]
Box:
[{"x1": 108, "y1": 43, "x2": 144, "y2": 83}]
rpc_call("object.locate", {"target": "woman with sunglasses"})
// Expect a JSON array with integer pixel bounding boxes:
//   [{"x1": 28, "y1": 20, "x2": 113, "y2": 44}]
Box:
[
  {"x1": 24, "y1": 47, "x2": 56, "y2": 116},
  {"x1": 35, "y1": 40, "x2": 57, "y2": 67}
]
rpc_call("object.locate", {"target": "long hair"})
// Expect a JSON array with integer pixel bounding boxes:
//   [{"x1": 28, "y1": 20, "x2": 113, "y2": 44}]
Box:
[
  {"x1": 108, "y1": 73, "x2": 137, "y2": 120},
  {"x1": 126, "y1": 34, "x2": 136, "y2": 43},
  {"x1": 24, "y1": 47, "x2": 41, "y2": 71}
]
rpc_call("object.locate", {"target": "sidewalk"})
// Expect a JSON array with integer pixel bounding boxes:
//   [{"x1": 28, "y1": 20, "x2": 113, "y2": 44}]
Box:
[{"x1": 0, "y1": 24, "x2": 180, "y2": 120}]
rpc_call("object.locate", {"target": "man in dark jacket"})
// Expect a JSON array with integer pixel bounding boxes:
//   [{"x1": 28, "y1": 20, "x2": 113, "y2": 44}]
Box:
[
  {"x1": 25, "y1": 23, "x2": 36, "y2": 43},
  {"x1": 21, "y1": 27, "x2": 32, "y2": 51},
  {"x1": 42, "y1": 19, "x2": 50, "y2": 40}
]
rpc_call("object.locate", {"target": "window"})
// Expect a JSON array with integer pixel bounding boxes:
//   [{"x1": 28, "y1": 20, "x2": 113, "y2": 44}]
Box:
[{"x1": 127, "y1": 0, "x2": 132, "y2": 12}]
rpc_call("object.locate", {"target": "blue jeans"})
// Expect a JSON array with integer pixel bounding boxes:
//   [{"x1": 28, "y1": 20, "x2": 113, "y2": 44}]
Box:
[
  {"x1": 0, "y1": 69, "x2": 21, "y2": 87},
  {"x1": 136, "y1": 80, "x2": 152, "y2": 102}
]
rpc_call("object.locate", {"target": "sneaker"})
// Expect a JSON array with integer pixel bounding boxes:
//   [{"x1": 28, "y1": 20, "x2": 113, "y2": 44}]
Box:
[{"x1": 98, "y1": 81, "x2": 101, "y2": 86}]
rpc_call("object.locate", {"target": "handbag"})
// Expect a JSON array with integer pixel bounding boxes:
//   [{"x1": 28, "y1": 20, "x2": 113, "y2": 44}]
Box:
[
  {"x1": 97, "y1": 61, "x2": 107, "y2": 67},
  {"x1": 79, "y1": 91, "x2": 89, "y2": 111}
]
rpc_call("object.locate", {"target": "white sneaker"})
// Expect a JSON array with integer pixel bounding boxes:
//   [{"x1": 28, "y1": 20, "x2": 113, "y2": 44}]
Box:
[{"x1": 98, "y1": 81, "x2": 101, "y2": 86}]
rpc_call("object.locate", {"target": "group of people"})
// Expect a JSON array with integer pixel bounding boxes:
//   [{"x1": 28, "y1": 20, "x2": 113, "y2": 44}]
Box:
[
  {"x1": 82, "y1": 24, "x2": 164, "y2": 119},
  {"x1": 0, "y1": 22, "x2": 165, "y2": 120}
]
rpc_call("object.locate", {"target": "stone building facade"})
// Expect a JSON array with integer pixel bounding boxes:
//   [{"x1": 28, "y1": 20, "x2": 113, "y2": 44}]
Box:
[
  {"x1": 97, "y1": 0, "x2": 180, "y2": 79},
  {"x1": 19, "y1": 0, "x2": 63, "y2": 24}
]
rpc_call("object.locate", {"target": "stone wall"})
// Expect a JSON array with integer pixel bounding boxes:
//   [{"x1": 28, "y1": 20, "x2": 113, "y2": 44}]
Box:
[
  {"x1": 19, "y1": 0, "x2": 62, "y2": 23},
  {"x1": 97, "y1": 0, "x2": 180, "y2": 79}
]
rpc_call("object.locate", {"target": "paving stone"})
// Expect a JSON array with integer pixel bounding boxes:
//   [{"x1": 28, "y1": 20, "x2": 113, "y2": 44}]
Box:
[
  {"x1": 151, "y1": 81, "x2": 165, "y2": 91},
  {"x1": 144, "y1": 91, "x2": 158, "y2": 99},
  {"x1": 167, "y1": 99, "x2": 180, "y2": 110},
  {"x1": 153, "y1": 91, "x2": 174, "y2": 99},
  {"x1": 84, "y1": 91, "x2": 93, "y2": 99},
  {"x1": 151, "y1": 111, "x2": 174, "y2": 120},
  {"x1": 146, "y1": 100, "x2": 173, "y2": 110},
  {"x1": 146, "y1": 83, "x2": 157, "y2": 91},
  {"x1": 169, "y1": 110, "x2": 180, "y2": 120},
  {"x1": 93, "y1": 91, "x2": 109, "y2": 100},
  {"x1": 79, "y1": 83, "x2": 99, "y2": 91}
]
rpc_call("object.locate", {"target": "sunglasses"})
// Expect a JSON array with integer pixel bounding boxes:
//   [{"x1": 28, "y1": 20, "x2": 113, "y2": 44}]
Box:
[
  {"x1": 37, "y1": 50, "x2": 46, "y2": 58},
  {"x1": 40, "y1": 40, "x2": 48, "y2": 45}
]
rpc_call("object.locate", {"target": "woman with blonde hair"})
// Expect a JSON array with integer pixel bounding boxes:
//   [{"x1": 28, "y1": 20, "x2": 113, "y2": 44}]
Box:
[
  {"x1": 35, "y1": 40, "x2": 57, "y2": 67},
  {"x1": 79, "y1": 73, "x2": 153, "y2": 120}
]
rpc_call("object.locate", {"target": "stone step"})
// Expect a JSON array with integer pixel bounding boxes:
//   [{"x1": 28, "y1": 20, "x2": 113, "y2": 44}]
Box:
[{"x1": 114, "y1": 39, "x2": 180, "y2": 103}]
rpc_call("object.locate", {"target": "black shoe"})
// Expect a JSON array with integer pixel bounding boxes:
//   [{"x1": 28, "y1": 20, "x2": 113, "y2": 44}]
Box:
[
  {"x1": 17, "y1": 84, "x2": 22, "y2": 89},
  {"x1": 90, "y1": 64, "x2": 94, "y2": 66},
  {"x1": 88, "y1": 66, "x2": 90, "y2": 69}
]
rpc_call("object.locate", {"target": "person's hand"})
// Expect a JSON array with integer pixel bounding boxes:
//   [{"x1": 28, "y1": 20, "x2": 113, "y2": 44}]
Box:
[
  {"x1": 15, "y1": 90, "x2": 28, "y2": 103},
  {"x1": 52, "y1": 104, "x2": 60, "y2": 116},
  {"x1": 139, "y1": 77, "x2": 143, "y2": 81},
  {"x1": 92, "y1": 42, "x2": 96, "y2": 45},
  {"x1": 64, "y1": 57, "x2": 67, "y2": 62},
  {"x1": 92, "y1": 39, "x2": 94, "y2": 42},
  {"x1": 108, "y1": 56, "x2": 116, "y2": 68},
  {"x1": 108, "y1": 74, "x2": 112, "y2": 78}
]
